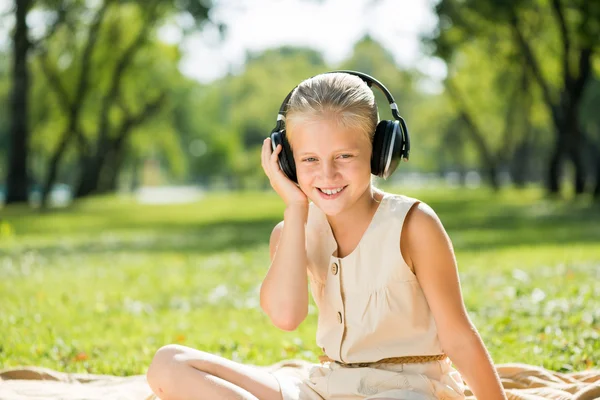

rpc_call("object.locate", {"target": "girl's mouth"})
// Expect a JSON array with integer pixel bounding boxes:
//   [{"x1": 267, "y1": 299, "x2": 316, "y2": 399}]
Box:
[{"x1": 317, "y1": 185, "x2": 347, "y2": 200}]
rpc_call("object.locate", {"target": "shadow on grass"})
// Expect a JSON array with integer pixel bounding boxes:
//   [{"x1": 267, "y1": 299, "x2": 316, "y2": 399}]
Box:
[
  {"x1": 9, "y1": 218, "x2": 281, "y2": 257},
  {"x1": 424, "y1": 198, "x2": 600, "y2": 251},
  {"x1": 3, "y1": 191, "x2": 599, "y2": 256},
  {"x1": 12, "y1": 211, "x2": 600, "y2": 259}
]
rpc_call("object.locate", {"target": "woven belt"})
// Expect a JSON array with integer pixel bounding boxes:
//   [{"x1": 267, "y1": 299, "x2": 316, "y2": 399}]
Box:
[{"x1": 318, "y1": 353, "x2": 447, "y2": 368}]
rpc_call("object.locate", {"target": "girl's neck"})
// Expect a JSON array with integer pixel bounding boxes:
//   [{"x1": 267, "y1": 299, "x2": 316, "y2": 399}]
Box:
[{"x1": 326, "y1": 186, "x2": 384, "y2": 235}]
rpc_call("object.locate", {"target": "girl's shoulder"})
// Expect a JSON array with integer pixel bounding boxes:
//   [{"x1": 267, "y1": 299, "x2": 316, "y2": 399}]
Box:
[
  {"x1": 383, "y1": 192, "x2": 445, "y2": 239},
  {"x1": 380, "y1": 191, "x2": 422, "y2": 213},
  {"x1": 383, "y1": 191, "x2": 420, "y2": 204},
  {"x1": 380, "y1": 192, "x2": 442, "y2": 228}
]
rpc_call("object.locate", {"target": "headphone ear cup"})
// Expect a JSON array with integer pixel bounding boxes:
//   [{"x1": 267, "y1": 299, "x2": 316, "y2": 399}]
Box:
[
  {"x1": 371, "y1": 121, "x2": 390, "y2": 177},
  {"x1": 370, "y1": 120, "x2": 403, "y2": 179},
  {"x1": 270, "y1": 130, "x2": 297, "y2": 183}
]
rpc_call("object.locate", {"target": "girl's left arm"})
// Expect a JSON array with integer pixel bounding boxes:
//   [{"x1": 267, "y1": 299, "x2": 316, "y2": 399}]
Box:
[{"x1": 402, "y1": 202, "x2": 507, "y2": 400}]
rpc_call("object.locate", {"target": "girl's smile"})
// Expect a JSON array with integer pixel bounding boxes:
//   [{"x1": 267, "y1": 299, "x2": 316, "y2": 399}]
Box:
[{"x1": 316, "y1": 185, "x2": 348, "y2": 199}]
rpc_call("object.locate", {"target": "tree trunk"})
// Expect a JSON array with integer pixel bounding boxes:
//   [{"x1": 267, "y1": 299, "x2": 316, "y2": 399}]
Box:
[
  {"x1": 485, "y1": 163, "x2": 499, "y2": 191},
  {"x1": 75, "y1": 155, "x2": 104, "y2": 198},
  {"x1": 74, "y1": 132, "x2": 113, "y2": 198},
  {"x1": 545, "y1": 113, "x2": 589, "y2": 197},
  {"x1": 75, "y1": 91, "x2": 165, "y2": 198},
  {"x1": 40, "y1": 130, "x2": 72, "y2": 208},
  {"x1": 586, "y1": 134, "x2": 600, "y2": 201},
  {"x1": 96, "y1": 148, "x2": 124, "y2": 193},
  {"x1": 547, "y1": 137, "x2": 585, "y2": 196},
  {"x1": 5, "y1": 0, "x2": 32, "y2": 204},
  {"x1": 103, "y1": 146, "x2": 128, "y2": 193},
  {"x1": 594, "y1": 158, "x2": 600, "y2": 201},
  {"x1": 568, "y1": 146, "x2": 586, "y2": 195},
  {"x1": 547, "y1": 143, "x2": 562, "y2": 195},
  {"x1": 511, "y1": 66, "x2": 535, "y2": 188},
  {"x1": 566, "y1": 101, "x2": 587, "y2": 194},
  {"x1": 511, "y1": 141, "x2": 530, "y2": 188},
  {"x1": 550, "y1": 107, "x2": 588, "y2": 196}
]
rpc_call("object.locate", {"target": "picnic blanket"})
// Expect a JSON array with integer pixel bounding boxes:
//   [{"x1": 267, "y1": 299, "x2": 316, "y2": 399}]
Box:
[{"x1": 1, "y1": 360, "x2": 599, "y2": 399}]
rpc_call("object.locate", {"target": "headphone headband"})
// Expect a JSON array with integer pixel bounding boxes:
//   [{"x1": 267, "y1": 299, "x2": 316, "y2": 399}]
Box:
[{"x1": 276, "y1": 70, "x2": 402, "y2": 124}]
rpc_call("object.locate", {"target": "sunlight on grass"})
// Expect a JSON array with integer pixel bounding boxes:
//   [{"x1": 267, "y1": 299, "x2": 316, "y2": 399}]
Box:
[{"x1": 1, "y1": 187, "x2": 599, "y2": 375}]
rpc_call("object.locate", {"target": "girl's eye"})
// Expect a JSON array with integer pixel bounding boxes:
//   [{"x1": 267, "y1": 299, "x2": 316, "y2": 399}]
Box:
[
  {"x1": 339, "y1": 154, "x2": 353, "y2": 159},
  {"x1": 303, "y1": 157, "x2": 317, "y2": 162}
]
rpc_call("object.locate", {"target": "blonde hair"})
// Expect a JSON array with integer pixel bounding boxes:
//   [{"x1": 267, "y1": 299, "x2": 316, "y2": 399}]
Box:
[{"x1": 285, "y1": 73, "x2": 378, "y2": 145}]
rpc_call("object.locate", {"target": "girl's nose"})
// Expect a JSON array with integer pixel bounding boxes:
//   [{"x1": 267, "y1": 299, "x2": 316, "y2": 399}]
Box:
[{"x1": 322, "y1": 160, "x2": 339, "y2": 180}]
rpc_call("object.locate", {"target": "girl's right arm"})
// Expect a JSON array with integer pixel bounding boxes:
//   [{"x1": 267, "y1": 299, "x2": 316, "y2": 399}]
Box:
[
  {"x1": 259, "y1": 138, "x2": 310, "y2": 331},
  {"x1": 259, "y1": 205, "x2": 309, "y2": 331}
]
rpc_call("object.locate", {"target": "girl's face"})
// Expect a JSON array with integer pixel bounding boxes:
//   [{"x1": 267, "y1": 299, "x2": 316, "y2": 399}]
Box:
[{"x1": 290, "y1": 117, "x2": 373, "y2": 216}]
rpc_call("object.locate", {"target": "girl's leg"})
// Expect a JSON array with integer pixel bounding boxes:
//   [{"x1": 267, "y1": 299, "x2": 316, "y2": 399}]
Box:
[{"x1": 146, "y1": 344, "x2": 283, "y2": 400}]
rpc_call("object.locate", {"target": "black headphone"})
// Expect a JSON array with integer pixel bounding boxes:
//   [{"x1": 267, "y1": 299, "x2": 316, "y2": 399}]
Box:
[{"x1": 269, "y1": 70, "x2": 410, "y2": 183}]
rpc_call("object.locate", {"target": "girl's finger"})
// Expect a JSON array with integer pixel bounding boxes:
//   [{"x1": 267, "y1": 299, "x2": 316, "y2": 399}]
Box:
[
  {"x1": 270, "y1": 144, "x2": 282, "y2": 171},
  {"x1": 261, "y1": 138, "x2": 270, "y2": 170},
  {"x1": 262, "y1": 138, "x2": 275, "y2": 173},
  {"x1": 271, "y1": 143, "x2": 282, "y2": 158}
]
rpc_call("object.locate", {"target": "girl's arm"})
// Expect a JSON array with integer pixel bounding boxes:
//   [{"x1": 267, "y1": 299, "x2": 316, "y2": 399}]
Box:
[
  {"x1": 259, "y1": 204, "x2": 309, "y2": 331},
  {"x1": 403, "y1": 203, "x2": 507, "y2": 400}
]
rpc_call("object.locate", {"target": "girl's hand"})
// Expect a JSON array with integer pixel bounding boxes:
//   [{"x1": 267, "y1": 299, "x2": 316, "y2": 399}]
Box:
[{"x1": 261, "y1": 138, "x2": 308, "y2": 209}]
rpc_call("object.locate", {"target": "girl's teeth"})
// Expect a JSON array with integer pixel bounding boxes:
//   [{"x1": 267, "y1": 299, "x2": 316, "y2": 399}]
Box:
[{"x1": 322, "y1": 187, "x2": 343, "y2": 195}]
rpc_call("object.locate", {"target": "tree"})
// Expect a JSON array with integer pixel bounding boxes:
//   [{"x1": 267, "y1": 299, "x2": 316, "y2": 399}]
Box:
[
  {"x1": 0, "y1": 49, "x2": 11, "y2": 181},
  {"x1": 3, "y1": 0, "x2": 217, "y2": 207},
  {"x1": 429, "y1": 0, "x2": 600, "y2": 196},
  {"x1": 5, "y1": 0, "x2": 32, "y2": 204},
  {"x1": 579, "y1": 77, "x2": 600, "y2": 199},
  {"x1": 442, "y1": 36, "x2": 549, "y2": 189}
]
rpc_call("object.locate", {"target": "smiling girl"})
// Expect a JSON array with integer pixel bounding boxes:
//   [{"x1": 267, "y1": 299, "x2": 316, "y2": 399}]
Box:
[{"x1": 146, "y1": 72, "x2": 507, "y2": 400}]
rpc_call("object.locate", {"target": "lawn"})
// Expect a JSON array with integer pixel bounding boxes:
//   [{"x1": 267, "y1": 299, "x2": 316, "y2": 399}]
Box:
[{"x1": 0, "y1": 186, "x2": 599, "y2": 376}]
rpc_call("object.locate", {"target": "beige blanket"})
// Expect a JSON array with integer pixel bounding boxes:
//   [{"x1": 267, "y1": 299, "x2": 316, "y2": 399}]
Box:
[{"x1": 1, "y1": 361, "x2": 599, "y2": 399}]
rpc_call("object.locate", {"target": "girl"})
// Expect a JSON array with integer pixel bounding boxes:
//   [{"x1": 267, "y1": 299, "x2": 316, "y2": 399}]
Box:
[{"x1": 146, "y1": 72, "x2": 507, "y2": 400}]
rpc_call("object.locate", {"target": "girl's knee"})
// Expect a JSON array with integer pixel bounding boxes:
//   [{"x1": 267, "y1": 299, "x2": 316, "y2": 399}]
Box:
[
  {"x1": 146, "y1": 344, "x2": 196, "y2": 395},
  {"x1": 153, "y1": 344, "x2": 188, "y2": 362}
]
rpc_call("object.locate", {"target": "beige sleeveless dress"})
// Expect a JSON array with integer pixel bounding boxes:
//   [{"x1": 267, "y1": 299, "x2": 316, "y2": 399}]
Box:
[{"x1": 271, "y1": 192, "x2": 466, "y2": 400}]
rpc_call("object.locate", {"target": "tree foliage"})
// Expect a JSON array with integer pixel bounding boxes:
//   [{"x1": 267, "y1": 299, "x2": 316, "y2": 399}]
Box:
[
  {"x1": 428, "y1": 0, "x2": 600, "y2": 196},
  {"x1": 2, "y1": 0, "x2": 600, "y2": 204}
]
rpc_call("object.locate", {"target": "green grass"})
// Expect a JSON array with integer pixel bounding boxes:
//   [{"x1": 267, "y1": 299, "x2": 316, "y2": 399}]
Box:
[{"x1": 0, "y1": 186, "x2": 599, "y2": 376}]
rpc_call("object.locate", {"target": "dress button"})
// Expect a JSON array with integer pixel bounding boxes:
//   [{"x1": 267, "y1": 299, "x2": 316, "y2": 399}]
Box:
[
  {"x1": 331, "y1": 262, "x2": 339, "y2": 275},
  {"x1": 337, "y1": 312, "x2": 343, "y2": 324}
]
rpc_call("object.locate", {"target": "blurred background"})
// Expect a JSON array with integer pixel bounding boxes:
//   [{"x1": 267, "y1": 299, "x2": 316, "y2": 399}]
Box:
[
  {"x1": 0, "y1": 0, "x2": 599, "y2": 376},
  {"x1": 0, "y1": 0, "x2": 598, "y2": 206}
]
